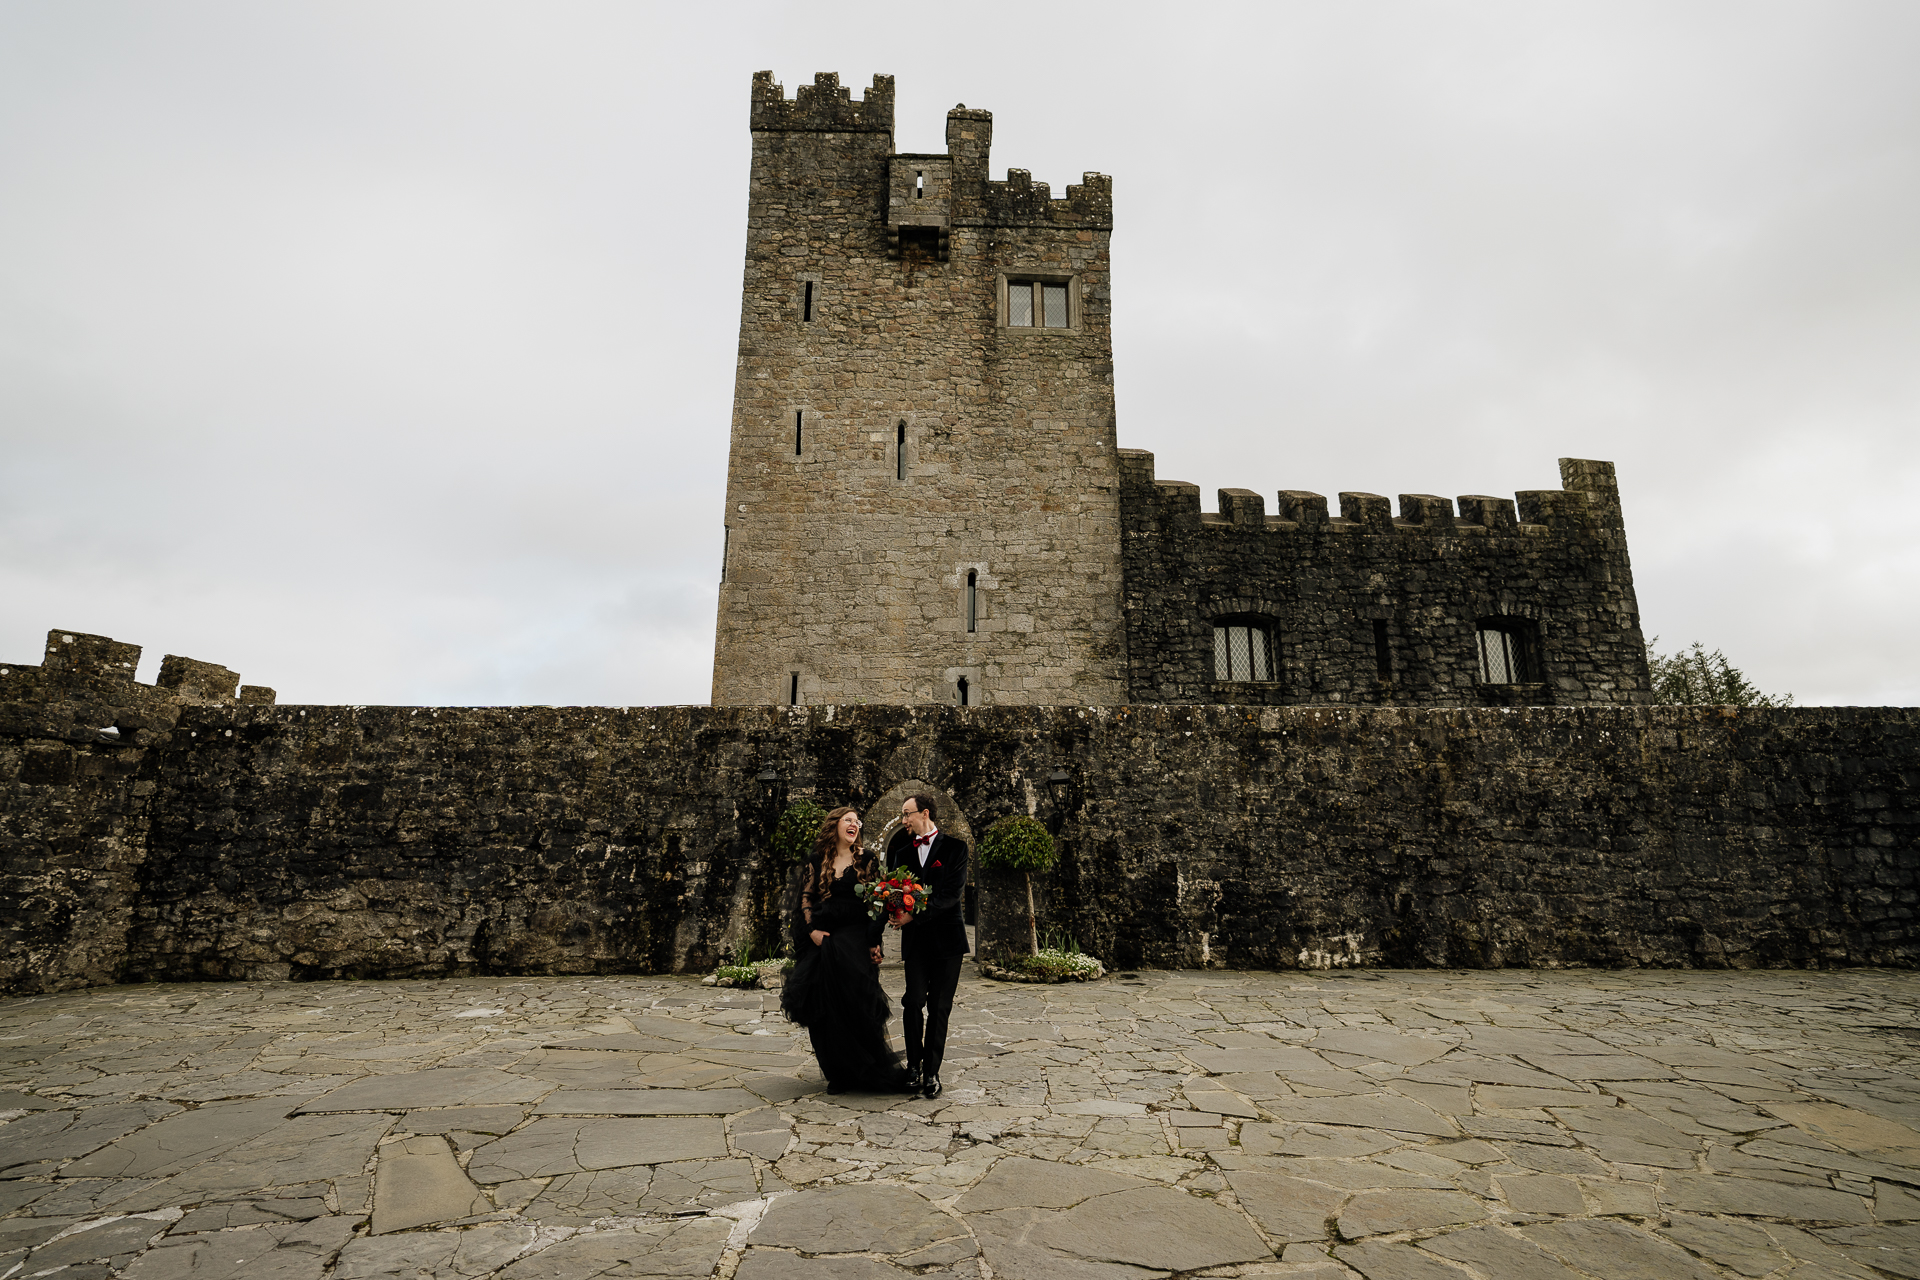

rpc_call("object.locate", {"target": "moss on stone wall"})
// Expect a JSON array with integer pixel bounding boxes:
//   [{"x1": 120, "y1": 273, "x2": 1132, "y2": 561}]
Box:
[{"x1": 5, "y1": 677, "x2": 1914, "y2": 994}]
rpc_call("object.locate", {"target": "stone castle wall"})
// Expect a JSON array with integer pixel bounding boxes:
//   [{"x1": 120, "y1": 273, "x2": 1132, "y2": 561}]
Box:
[
  {"x1": 1121, "y1": 452, "x2": 1652, "y2": 707},
  {"x1": 4, "y1": 631, "x2": 1913, "y2": 996},
  {"x1": 711, "y1": 72, "x2": 1126, "y2": 709},
  {"x1": 0, "y1": 631, "x2": 275, "y2": 993}
]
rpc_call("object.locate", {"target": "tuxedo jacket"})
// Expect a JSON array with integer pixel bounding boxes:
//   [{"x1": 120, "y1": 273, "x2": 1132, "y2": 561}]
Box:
[{"x1": 884, "y1": 828, "x2": 971, "y2": 959}]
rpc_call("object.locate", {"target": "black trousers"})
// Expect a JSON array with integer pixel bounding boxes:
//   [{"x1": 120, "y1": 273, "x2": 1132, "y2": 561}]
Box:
[{"x1": 901, "y1": 952, "x2": 964, "y2": 1076}]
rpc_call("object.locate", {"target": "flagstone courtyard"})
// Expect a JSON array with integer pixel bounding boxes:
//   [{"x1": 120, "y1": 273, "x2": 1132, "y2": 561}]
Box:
[{"x1": 1, "y1": 966, "x2": 1917, "y2": 1279}]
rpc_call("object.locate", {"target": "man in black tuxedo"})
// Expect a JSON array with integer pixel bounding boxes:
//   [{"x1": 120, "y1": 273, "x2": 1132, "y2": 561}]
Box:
[{"x1": 885, "y1": 793, "x2": 969, "y2": 1099}]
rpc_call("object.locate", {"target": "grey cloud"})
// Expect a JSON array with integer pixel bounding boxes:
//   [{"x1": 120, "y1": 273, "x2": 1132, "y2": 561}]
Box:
[{"x1": 3, "y1": 1, "x2": 1914, "y2": 705}]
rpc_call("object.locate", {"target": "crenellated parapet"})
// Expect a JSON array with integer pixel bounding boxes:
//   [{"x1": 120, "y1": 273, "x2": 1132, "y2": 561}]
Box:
[
  {"x1": 1118, "y1": 451, "x2": 1648, "y2": 709},
  {"x1": 749, "y1": 70, "x2": 895, "y2": 133},
  {"x1": 1121, "y1": 449, "x2": 1618, "y2": 537},
  {"x1": 975, "y1": 169, "x2": 1114, "y2": 229},
  {"x1": 1, "y1": 629, "x2": 275, "y2": 749}
]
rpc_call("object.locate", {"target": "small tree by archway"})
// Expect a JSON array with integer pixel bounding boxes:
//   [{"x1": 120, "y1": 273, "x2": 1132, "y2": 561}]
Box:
[{"x1": 978, "y1": 814, "x2": 1057, "y2": 956}]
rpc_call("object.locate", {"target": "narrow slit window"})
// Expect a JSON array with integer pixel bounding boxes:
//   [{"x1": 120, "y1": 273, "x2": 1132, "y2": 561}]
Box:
[
  {"x1": 896, "y1": 421, "x2": 906, "y2": 481},
  {"x1": 794, "y1": 410, "x2": 803, "y2": 456},
  {"x1": 802, "y1": 281, "x2": 813, "y2": 322},
  {"x1": 721, "y1": 525, "x2": 729, "y2": 583},
  {"x1": 789, "y1": 672, "x2": 800, "y2": 706},
  {"x1": 966, "y1": 570, "x2": 977, "y2": 633},
  {"x1": 956, "y1": 676, "x2": 969, "y2": 706},
  {"x1": 1374, "y1": 620, "x2": 1392, "y2": 681},
  {"x1": 1212, "y1": 619, "x2": 1276, "y2": 682},
  {"x1": 915, "y1": 170, "x2": 924, "y2": 199}
]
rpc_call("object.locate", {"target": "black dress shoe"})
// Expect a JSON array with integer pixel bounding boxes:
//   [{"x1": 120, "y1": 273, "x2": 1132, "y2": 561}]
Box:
[
  {"x1": 921, "y1": 1073, "x2": 942, "y2": 1100},
  {"x1": 904, "y1": 1065, "x2": 923, "y2": 1094}
]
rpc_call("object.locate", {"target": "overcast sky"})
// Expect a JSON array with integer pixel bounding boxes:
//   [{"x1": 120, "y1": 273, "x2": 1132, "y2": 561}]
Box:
[{"x1": 3, "y1": 2, "x2": 1916, "y2": 707}]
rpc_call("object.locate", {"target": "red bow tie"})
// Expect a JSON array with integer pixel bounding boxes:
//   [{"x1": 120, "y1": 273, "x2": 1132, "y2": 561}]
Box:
[{"x1": 914, "y1": 834, "x2": 933, "y2": 846}]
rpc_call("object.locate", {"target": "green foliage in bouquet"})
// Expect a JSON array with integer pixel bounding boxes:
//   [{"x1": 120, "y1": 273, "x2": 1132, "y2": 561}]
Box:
[
  {"x1": 856, "y1": 869, "x2": 929, "y2": 922},
  {"x1": 771, "y1": 799, "x2": 827, "y2": 864},
  {"x1": 977, "y1": 814, "x2": 1057, "y2": 873}
]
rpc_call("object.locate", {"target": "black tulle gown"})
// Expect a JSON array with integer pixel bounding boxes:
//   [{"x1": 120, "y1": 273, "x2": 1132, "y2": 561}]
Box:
[{"x1": 780, "y1": 864, "x2": 909, "y2": 1092}]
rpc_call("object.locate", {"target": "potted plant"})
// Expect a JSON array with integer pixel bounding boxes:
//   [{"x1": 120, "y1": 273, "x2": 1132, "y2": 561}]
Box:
[{"x1": 977, "y1": 813, "x2": 1057, "y2": 957}]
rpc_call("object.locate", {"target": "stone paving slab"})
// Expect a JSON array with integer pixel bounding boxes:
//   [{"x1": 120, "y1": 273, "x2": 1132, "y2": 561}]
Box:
[
  {"x1": 534, "y1": 1087, "x2": 762, "y2": 1115},
  {"x1": 1, "y1": 967, "x2": 1917, "y2": 1277},
  {"x1": 298, "y1": 1068, "x2": 548, "y2": 1113},
  {"x1": 370, "y1": 1135, "x2": 490, "y2": 1234}
]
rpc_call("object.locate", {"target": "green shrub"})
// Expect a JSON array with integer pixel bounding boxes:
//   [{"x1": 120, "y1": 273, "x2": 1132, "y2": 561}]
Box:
[
  {"x1": 771, "y1": 799, "x2": 827, "y2": 864},
  {"x1": 1022, "y1": 947, "x2": 1102, "y2": 980},
  {"x1": 977, "y1": 814, "x2": 1057, "y2": 874}
]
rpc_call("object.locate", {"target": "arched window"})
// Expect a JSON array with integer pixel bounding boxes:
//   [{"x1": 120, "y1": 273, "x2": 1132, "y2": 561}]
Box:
[
  {"x1": 1476, "y1": 618, "x2": 1540, "y2": 684},
  {"x1": 956, "y1": 676, "x2": 970, "y2": 706},
  {"x1": 966, "y1": 570, "x2": 977, "y2": 633},
  {"x1": 1213, "y1": 617, "x2": 1276, "y2": 682}
]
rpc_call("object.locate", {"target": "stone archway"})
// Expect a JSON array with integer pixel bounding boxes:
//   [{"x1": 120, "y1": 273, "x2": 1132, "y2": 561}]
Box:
[
  {"x1": 865, "y1": 779, "x2": 974, "y2": 857},
  {"x1": 865, "y1": 779, "x2": 975, "y2": 962}
]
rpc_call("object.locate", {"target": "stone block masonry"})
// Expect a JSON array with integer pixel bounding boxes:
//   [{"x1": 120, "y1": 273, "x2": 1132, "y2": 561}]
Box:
[
  {"x1": 3, "y1": 629, "x2": 1913, "y2": 996},
  {"x1": 713, "y1": 72, "x2": 1126, "y2": 709},
  {"x1": 709, "y1": 72, "x2": 1653, "y2": 712}
]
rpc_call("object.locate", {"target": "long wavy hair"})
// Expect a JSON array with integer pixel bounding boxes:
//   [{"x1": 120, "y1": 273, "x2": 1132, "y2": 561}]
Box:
[{"x1": 809, "y1": 804, "x2": 877, "y2": 899}]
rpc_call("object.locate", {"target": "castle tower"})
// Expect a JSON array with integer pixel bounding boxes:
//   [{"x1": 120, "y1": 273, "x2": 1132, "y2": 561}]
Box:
[{"x1": 710, "y1": 72, "x2": 1125, "y2": 707}]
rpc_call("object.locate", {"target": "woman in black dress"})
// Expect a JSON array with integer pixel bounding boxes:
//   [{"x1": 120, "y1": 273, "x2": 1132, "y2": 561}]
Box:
[{"x1": 779, "y1": 806, "x2": 909, "y2": 1093}]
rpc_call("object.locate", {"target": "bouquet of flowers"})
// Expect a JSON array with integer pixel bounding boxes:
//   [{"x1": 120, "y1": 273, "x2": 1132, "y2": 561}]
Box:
[{"x1": 856, "y1": 869, "x2": 930, "y2": 925}]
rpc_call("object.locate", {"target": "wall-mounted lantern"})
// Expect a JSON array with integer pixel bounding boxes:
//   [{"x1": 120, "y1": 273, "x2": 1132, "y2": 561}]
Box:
[{"x1": 1044, "y1": 767, "x2": 1073, "y2": 832}]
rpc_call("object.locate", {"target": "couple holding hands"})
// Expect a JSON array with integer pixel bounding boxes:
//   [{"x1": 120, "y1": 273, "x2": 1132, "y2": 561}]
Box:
[{"x1": 778, "y1": 794, "x2": 968, "y2": 1098}]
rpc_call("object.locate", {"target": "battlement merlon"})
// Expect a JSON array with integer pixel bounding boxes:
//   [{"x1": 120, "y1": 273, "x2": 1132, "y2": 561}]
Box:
[
  {"x1": 749, "y1": 71, "x2": 895, "y2": 134},
  {"x1": 1117, "y1": 449, "x2": 1622, "y2": 535},
  {"x1": 39, "y1": 629, "x2": 141, "y2": 682},
  {"x1": 972, "y1": 169, "x2": 1113, "y2": 230},
  {"x1": 937, "y1": 101, "x2": 1111, "y2": 228},
  {"x1": 1559, "y1": 457, "x2": 1624, "y2": 529},
  {"x1": 14, "y1": 628, "x2": 276, "y2": 706}
]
